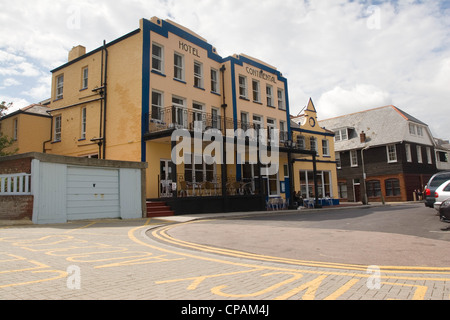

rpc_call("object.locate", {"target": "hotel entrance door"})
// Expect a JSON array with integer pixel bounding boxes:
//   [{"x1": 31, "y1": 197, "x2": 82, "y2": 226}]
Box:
[{"x1": 160, "y1": 159, "x2": 175, "y2": 197}]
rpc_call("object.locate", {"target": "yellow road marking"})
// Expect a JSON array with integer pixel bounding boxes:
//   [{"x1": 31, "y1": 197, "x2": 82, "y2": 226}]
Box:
[{"x1": 154, "y1": 219, "x2": 450, "y2": 275}]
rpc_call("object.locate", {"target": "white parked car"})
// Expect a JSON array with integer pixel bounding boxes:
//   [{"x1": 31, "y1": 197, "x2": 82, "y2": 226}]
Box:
[{"x1": 433, "y1": 179, "x2": 450, "y2": 211}]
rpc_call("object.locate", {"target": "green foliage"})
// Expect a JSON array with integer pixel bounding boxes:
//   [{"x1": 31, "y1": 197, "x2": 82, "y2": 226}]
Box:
[{"x1": 0, "y1": 101, "x2": 18, "y2": 156}]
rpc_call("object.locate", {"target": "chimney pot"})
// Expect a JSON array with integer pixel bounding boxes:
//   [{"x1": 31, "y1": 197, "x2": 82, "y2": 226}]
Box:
[{"x1": 360, "y1": 131, "x2": 366, "y2": 143}]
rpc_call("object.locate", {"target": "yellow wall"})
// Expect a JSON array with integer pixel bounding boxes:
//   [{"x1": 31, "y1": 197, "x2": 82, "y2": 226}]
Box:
[
  {"x1": 291, "y1": 100, "x2": 338, "y2": 199},
  {"x1": 47, "y1": 29, "x2": 143, "y2": 162},
  {"x1": 1, "y1": 113, "x2": 51, "y2": 154}
]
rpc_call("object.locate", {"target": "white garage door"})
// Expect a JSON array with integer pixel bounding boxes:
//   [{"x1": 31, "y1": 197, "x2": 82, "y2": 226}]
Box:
[{"x1": 67, "y1": 166, "x2": 120, "y2": 220}]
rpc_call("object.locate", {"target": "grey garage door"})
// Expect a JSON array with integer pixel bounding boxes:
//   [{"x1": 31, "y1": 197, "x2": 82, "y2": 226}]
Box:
[{"x1": 66, "y1": 166, "x2": 120, "y2": 220}]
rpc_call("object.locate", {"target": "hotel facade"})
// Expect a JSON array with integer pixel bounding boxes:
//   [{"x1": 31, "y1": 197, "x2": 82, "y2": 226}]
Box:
[{"x1": 4, "y1": 17, "x2": 338, "y2": 214}]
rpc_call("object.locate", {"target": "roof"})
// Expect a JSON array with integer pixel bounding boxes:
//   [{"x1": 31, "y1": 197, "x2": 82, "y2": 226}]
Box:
[
  {"x1": 318, "y1": 105, "x2": 431, "y2": 151},
  {"x1": 0, "y1": 104, "x2": 51, "y2": 120}
]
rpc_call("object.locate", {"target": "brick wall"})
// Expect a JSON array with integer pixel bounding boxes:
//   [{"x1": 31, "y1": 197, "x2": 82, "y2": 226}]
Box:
[
  {"x1": 0, "y1": 195, "x2": 33, "y2": 221},
  {"x1": 0, "y1": 157, "x2": 32, "y2": 174},
  {"x1": 0, "y1": 157, "x2": 33, "y2": 221}
]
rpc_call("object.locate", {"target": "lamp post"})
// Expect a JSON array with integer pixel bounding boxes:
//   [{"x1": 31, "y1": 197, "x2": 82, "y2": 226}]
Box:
[{"x1": 361, "y1": 146, "x2": 369, "y2": 205}]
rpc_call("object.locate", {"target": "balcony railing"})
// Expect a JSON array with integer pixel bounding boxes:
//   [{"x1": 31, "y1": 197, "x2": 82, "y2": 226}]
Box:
[{"x1": 148, "y1": 106, "x2": 290, "y2": 147}]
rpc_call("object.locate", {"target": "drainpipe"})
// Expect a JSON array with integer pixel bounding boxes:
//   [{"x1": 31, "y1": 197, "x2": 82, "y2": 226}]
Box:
[
  {"x1": 220, "y1": 65, "x2": 228, "y2": 207},
  {"x1": 102, "y1": 40, "x2": 108, "y2": 159},
  {"x1": 42, "y1": 111, "x2": 53, "y2": 153}
]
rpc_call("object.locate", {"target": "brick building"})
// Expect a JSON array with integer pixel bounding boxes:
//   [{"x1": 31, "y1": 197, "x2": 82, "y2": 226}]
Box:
[{"x1": 319, "y1": 105, "x2": 438, "y2": 203}]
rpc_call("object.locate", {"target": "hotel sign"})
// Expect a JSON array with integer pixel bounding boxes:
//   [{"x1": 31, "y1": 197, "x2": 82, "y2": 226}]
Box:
[
  {"x1": 179, "y1": 41, "x2": 200, "y2": 58},
  {"x1": 246, "y1": 67, "x2": 276, "y2": 83}
]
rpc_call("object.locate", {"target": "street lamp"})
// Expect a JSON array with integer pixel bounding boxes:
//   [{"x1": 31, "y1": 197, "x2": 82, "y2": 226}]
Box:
[{"x1": 361, "y1": 146, "x2": 369, "y2": 205}]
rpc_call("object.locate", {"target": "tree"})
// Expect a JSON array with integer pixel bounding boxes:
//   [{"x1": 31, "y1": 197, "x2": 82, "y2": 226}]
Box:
[{"x1": 0, "y1": 101, "x2": 18, "y2": 156}]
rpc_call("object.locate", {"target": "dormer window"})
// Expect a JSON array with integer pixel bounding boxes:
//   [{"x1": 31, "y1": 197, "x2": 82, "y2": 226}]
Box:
[{"x1": 334, "y1": 128, "x2": 348, "y2": 142}]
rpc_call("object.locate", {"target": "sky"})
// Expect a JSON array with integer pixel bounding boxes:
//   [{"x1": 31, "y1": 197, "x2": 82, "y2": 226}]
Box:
[{"x1": 1, "y1": 0, "x2": 449, "y2": 140}]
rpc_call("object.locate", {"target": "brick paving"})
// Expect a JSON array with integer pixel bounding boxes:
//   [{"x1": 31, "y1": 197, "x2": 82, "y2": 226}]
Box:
[{"x1": 0, "y1": 208, "x2": 449, "y2": 301}]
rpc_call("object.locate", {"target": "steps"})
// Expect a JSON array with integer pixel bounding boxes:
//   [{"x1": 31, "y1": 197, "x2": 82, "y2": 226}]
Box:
[{"x1": 146, "y1": 201, "x2": 174, "y2": 217}]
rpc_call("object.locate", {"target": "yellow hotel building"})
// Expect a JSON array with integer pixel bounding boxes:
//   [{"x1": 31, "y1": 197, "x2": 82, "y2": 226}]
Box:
[{"x1": 8, "y1": 17, "x2": 338, "y2": 214}]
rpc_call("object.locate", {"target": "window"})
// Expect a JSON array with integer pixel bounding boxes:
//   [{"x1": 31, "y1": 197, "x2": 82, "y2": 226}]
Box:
[
  {"x1": 310, "y1": 137, "x2": 317, "y2": 152},
  {"x1": 194, "y1": 61, "x2": 203, "y2": 88},
  {"x1": 54, "y1": 115, "x2": 62, "y2": 141},
  {"x1": 322, "y1": 139, "x2": 330, "y2": 156},
  {"x1": 252, "y1": 80, "x2": 260, "y2": 102},
  {"x1": 417, "y1": 146, "x2": 422, "y2": 163},
  {"x1": 184, "y1": 153, "x2": 216, "y2": 183},
  {"x1": 151, "y1": 91, "x2": 163, "y2": 120},
  {"x1": 82, "y1": 67, "x2": 88, "y2": 89},
  {"x1": 297, "y1": 135, "x2": 305, "y2": 149},
  {"x1": 267, "y1": 118, "x2": 275, "y2": 142},
  {"x1": 299, "y1": 170, "x2": 332, "y2": 198},
  {"x1": 334, "y1": 128, "x2": 348, "y2": 142},
  {"x1": 13, "y1": 118, "x2": 18, "y2": 141},
  {"x1": 336, "y1": 152, "x2": 341, "y2": 169},
  {"x1": 241, "y1": 112, "x2": 250, "y2": 130},
  {"x1": 387, "y1": 144, "x2": 397, "y2": 163},
  {"x1": 252, "y1": 115, "x2": 262, "y2": 130},
  {"x1": 56, "y1": 74, "x2": 64, "y2": 99},
  {"x1": 417, "y1": 126, "x2": 423, "y2": 137},
  {"x1": 405, "y1": 144, "x2": 412, "y2": 162},
  {"x1": 239, "y1": 75, "x2": 247, "y2": 98},
  {"x1": 172, "y1": 96, "x2": 186, "y2": 127},
  {"x1": 385, "y1": 179, "x2": 401, "y2": 196},
  {"x1": 211, "y1": 108, "x2": 220, "y2": 129},
  {"x1": 174, "y1": 52, "x2": 184, "y2": 81},
  {"x1": 350, "y1": 150, "x2": 358, "y2": 167},
  {"x1": 338, "y1": 182, "x2": 347, "y2": 199},
  {"x1": 437, "y1": 151, "x2": 449, "y2": 163},
  {"x1": 409, "y1": 123, "x2": 416, "y2": 135},
  {"x1": 81, "y1": 107, "x2": 86, "y2": 139},
  {"x1": 367, "y1": 180, "x2": 381, "y2": 197},
  {"x1": 426, "y1": 147, "x2": 432, "y2": 164},
  {"x1": 277, "y1": 88, "x2": 285, "y2": 110},
  {"x1": 279, "y1": 121, "x2": 287, "y2": 141},
  {"x1": 152, "y1": 43, "x2": 164, "y2": 73},
  {"x1": 210, "y1": 68, "x2": 219, "y2": 93},
  {"x1": 192, "y1": 102, "x2": 205, "y2": 129},
  {"x1": 266, "y1": 85, "x2": 273, "y2": 106}
]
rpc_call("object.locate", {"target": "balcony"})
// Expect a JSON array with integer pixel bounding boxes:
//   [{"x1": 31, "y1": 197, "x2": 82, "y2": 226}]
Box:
[{"x1": 146, "y1": 106, "x2": 290, "y2": 148}]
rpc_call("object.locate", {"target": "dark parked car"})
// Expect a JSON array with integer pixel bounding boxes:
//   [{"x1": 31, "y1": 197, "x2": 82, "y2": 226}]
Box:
[
  {"x1": 424, "y1": 171, "x2": 450, "y2": 208},
  {"x1": 438, "y1": 198, "x2": 450, "y2": 231}
]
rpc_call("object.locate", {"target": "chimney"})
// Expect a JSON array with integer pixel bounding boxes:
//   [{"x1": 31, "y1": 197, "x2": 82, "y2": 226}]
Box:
[
  {"x1": 360, "y1": 131, "x2": 366, "y2": 143},
  {"x1": 68, "y1": 45, "x2": 86, "y2": 62}
]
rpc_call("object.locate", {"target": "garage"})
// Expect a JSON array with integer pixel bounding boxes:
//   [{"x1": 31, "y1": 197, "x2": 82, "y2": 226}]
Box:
[{"x1": 66, "y1": 167, "x2": 120, "y2": 221}]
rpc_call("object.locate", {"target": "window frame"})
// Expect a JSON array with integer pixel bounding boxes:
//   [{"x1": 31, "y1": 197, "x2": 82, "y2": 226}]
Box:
[
  {"x1": 54, "y1": 115, "x2": 62, "y2": 142},
  {"x1": 385, "y1": 178, "x2": 401, "y2": 197},
  {"x1": 266, "y1": 84, "x2": 273, "y2": 107},
  {"x1": 350, "y1": 150, "x2": 358, "y2": 167},
  {"x1": 277, "y1": 88, "x2": 285, "y2": 110},
  {"x1": 152, "y1": 42, "x2": 164, "y2": 74},
  {"x1": 82, "y1": 67, "x2": 88, "y2": 89},
  {"x1": 174, "y1": 52, "x2": 185, "y2": 81},
  {"x1": 194, "y1": 60, "x2": 203, "y2": 88},
  {"x1": 81, "y1": 107, "x2": 86, "y2": 140},
  {"x1": 210, "y1": 68, "x2": 219, "y2": 94},
  {"x1": 387, "y1": 144, "x2": 398, "y2": 163},
  {"x1": 239, "y1": 75, "x2": 248, "y2": 99},
  {"x1": 252, "y1": 79, "x2": 260, "y2": 103},
  {"x1": 56, "y1": 74, "x2": 64, "y2": 99}
]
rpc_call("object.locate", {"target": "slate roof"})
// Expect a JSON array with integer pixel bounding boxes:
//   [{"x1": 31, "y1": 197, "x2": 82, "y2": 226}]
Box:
[{"x1": 318, "y1": 105, "x2": 430, "y2": 151}]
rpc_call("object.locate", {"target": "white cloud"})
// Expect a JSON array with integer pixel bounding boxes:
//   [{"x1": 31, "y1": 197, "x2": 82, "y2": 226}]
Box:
[{"x1": 0, "y1": 0, "x2": 449, "y2": 139}]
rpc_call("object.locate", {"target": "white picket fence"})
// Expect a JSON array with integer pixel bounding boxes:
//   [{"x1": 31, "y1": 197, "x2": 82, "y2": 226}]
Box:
[{"x1": 0, "y1": 173, "x2": 32, "y2": 195}]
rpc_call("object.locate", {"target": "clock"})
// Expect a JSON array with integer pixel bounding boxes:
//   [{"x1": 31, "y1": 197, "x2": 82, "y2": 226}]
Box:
[{"x1": 309, "y1": 117, "x2": 316, "y2": 127}]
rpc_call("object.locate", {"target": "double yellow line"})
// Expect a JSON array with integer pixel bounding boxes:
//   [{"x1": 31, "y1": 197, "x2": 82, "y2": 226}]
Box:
[{"x1": 150, "y1": 219, "x2": 450, "y2": 276}]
